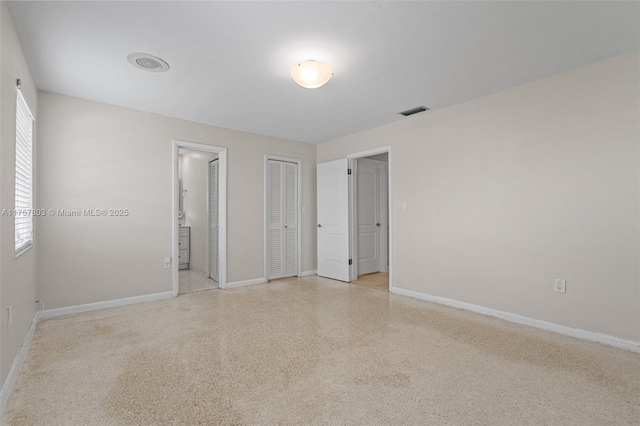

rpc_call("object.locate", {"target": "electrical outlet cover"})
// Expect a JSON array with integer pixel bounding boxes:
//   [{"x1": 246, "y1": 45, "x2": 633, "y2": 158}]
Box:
[{"x1": 554, "y1": 279, "x2": 566, "y2": 294}]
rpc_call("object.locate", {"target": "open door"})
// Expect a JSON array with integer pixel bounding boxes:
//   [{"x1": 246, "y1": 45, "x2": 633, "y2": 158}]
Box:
[
  {"x1": 317, "y1": 159, "x2": 350, "y2": 282},
  {"x1": 356, "y1": 159, "x2": 381, "y2": 275}
]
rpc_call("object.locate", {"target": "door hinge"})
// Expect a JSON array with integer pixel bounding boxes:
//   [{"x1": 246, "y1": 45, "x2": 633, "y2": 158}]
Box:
[
  {"x1": 349, "y1": 259, "x2": 352, "y2": 265},
  {"x1": 347, "y1": 168, "x2": 352, "y2": 175}
]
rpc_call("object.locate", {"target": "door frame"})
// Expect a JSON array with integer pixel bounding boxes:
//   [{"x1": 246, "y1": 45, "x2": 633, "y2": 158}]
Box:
[
  {"x1": 264, "y1": 154, "x2": 302, "y2": 280},
  {"x1": 173, "y1": 140, "x2": 227, "y2": 293},
  {"x1": 205, "y1": 155, "x2": 219, "y2": 282},
  {"x1": 347, "y1": 146, "x2": 392, "y2": 289}
]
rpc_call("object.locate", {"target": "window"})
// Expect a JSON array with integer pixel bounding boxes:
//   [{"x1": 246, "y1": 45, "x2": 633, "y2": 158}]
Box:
[{"x1": 15, "y1": 88, "x2": 34, "y2": 255}]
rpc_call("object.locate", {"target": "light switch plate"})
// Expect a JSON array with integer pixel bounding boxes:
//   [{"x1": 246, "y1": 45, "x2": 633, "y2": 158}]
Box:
[{"x1": 554, "y1": 279, "x2": 566, "y2": 293}]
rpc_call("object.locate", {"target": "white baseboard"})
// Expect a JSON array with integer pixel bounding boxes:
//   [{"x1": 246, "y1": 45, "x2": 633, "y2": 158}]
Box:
[
  {"x1": 0, "y1": 310, "x2": 41, "y2": 416},
  {"x1": 39, "y1": 291, "x2": 174, "y2": 320},
  {"x1": 226, "y1": 277, "x2": 266, "y2": 289},
  {"x1": 300, "y1": 270, "x2": 317, "y2": 277},
  {"x1": 390, "y1": 286, "x2": 640, "y2": 353}
]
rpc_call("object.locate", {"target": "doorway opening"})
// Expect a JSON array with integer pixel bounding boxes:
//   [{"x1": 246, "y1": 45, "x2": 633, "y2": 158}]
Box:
[
  {"x1": 173, "y1": 140, "x2": 227, "y2": 295},
  {"x1": 351, "y1": 153, "x2": 389, "y2": 291},
  {"x1": 316, "y1": 146, "x2": 392, "y2": 291}
]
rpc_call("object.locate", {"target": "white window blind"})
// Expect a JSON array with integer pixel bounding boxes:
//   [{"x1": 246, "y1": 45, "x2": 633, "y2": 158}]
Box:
[{"x1": 15, "y1": 89, "x2": 34, "y2": 254}]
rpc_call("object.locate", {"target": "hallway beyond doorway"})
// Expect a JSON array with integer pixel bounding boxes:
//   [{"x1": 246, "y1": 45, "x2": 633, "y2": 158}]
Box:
[
  {"x1": 354, "y1": 272, "x2": 389, "y2": 292},
  {"x1": 178, "y1": 269, "x2": 217, "y2": 294}
]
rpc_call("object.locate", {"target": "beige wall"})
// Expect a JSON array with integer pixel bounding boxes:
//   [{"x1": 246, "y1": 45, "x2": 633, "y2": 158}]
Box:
[
  {"x1": 0, "y1": 1, "x2": 38, "y2": 387},
  {"x1": 318, "y1": 53, "x2": 640, "y2": 342},
  {"x1": 36, "y1": 91, "x2": 317, "y2": 309},
  {"x1": 179, "y1": 149, "x2": 214, "y2": 273}
]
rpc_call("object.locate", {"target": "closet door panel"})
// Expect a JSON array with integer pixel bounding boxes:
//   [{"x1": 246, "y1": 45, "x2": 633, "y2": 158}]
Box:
[
  {"x1": 283, "y1": 162, "x2": 298, "y2": 277},
  {"x1": 268, "y1": 161, "x2": 284, "y2": 279},
  {"x1": 268, "y1": 160, "x2": 298, "y2": 280}
]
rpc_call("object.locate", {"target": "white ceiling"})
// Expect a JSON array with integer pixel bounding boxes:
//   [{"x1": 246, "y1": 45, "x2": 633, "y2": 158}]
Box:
[{"x1": 8, "y1": 1, "x2": 639, "y2": 144}]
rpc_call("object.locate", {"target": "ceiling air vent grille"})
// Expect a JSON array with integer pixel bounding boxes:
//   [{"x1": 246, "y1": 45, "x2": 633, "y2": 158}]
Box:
[{"x1": 399, "y1": 106, "x2": 429, "y2": 117}]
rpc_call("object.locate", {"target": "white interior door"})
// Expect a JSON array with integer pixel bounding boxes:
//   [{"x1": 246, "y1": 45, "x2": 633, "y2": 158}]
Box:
[
  {"x1": 357, "y1": 159, "x2": 380, "y2": 275},
  {"x1": 268, "y1": 160, "x2": 298, "y2": 279},
  {"x1": 209, "y1": 159, "x2": 219, "y2": 282},
  {"x1": 317, "y1": 159, "x2": 350, "y2": 282}
]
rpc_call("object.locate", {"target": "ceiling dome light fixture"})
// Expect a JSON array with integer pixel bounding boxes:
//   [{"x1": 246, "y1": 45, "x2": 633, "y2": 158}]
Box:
[
  {"x1": 290, "y1": 60, "x2": 333, "y2": 89},
  {"x1": 127, "y1": 52, "x2": 170, "y2": 73}
]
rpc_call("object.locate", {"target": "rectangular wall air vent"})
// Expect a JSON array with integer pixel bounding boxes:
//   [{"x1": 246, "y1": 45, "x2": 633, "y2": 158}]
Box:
[{"x1": 399, "y1": 106, "x2": 429, "y2": 117}]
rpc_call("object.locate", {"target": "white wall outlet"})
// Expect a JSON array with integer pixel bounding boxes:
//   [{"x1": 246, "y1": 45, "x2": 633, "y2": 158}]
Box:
[
  {"x1": 163, "y1": 257, "x2": 171, "y2": 269},
  {"x1": 554, "y1": 279, "x2": 566, "y2": 294},
  {"x1": 7, "y1": 306, "x2": 13, "y2": 328},
  {"x1": 401, "y1": 202, "x2": 408, "y2": 212}
]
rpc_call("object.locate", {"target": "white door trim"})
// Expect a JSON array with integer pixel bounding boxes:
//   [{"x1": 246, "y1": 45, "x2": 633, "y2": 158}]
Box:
[
  {"x1": 347, "y1": 146, "x2": 392, "y2": 290},
  {"x1": 379, "y1": 162, "x2": 389, "y2": 273},
  {"x1": 173, "y1": 140, "x2": 227, "y2": 292},
  {"x1": 349, "y1": 159, "x2": 358, "y2": 282},
  {"x1": 264, "y1": 154, "x2": 303, "y2": 279}
]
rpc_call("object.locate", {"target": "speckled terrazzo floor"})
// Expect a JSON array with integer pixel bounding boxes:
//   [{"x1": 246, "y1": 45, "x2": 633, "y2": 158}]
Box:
[{"x1": 4, "y1": 276, "x2": 639, "y2": 425}]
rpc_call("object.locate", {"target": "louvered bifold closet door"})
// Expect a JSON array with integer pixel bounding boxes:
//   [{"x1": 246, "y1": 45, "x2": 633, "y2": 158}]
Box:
[
  {"x1": 210, "y1": 159, "x2": 219, "y2": 282},
  {"x1": 268, "y1": 160, "x2": 298, "y2": 280},
  {"x1": 283, "y1": 162, "x2": 298, "y2": 277},
  {"x1": 268, "y1": 161, "x2": 284, "y2": 279}
]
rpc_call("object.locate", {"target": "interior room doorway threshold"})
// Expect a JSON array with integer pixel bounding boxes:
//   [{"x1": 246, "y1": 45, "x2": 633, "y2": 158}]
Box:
[{"x1": 354, "y1": 272, "x2": 389, "y2": 292}]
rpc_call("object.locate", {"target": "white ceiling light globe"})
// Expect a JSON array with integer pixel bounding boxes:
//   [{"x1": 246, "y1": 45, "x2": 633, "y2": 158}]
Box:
[{"x1": 290, "y1": 60, "x2": 333, "y2": 89}]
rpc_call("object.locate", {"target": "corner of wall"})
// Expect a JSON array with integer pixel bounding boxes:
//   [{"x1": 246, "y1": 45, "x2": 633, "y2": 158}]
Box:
[{"x1": 0, "y1": 0, "x2": 39, "y2": 397}]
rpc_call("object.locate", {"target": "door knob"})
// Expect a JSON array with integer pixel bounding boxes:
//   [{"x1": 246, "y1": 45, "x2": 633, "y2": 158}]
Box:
[
  {"x1": 376, "y1": 223, "x2": 381, "y2": 227},
  {"x1": 317, "y1": 224, "x2": 322, "y2": 228},
  {"x1": 285, "y1": 225, "x2": 288, "y2": 228}
]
